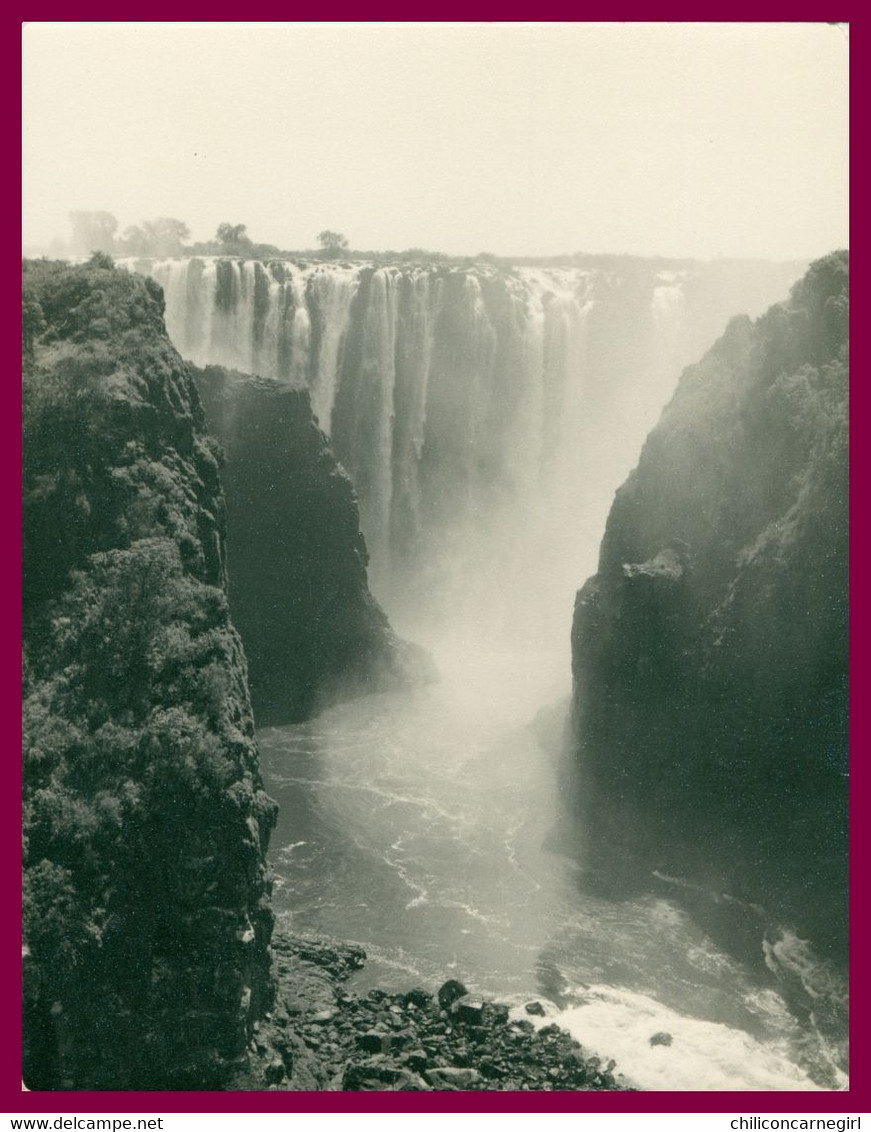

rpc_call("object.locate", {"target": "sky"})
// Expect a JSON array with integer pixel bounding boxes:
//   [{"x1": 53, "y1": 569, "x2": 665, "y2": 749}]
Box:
[{"x1": 22, "y1": 22, "x2": 849, "y2": 260}]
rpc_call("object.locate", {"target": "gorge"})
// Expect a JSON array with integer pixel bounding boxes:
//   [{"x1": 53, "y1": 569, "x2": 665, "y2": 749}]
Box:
[{"x1": 21, "y1": 251, "x2": 847, "y2": 1092}]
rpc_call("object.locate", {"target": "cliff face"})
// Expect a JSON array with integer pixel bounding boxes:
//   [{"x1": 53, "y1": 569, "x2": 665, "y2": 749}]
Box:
[
  {"x1": 192, "y1": 365, "x2": 429, "y2": 725},
  {"x1": 22, "y1": 257, "x2": 277, "y2": 1089},
  {"x1": 571, "y1": 252, "x2": 848, "y2": 956}
]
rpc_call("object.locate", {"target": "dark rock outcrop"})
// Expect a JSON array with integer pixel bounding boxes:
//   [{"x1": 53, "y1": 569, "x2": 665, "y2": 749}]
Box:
[
  {"x1": 436, "y1": 979, "x2": 469, "y2": 1011},
  {"x1": 22, "y1": 257, "x2": 277, "y2": 1088},
  {"x1": 192, "y1": 364, "x2": 433, "y2": 725},
  {"x1": 571, "y1": 251, "x2": 848, "y2": 957}
]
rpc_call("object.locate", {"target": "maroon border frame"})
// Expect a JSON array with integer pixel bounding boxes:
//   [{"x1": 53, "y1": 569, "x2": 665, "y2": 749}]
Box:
[{"x1": 9, "y1": 12, "x2": 862, "y2": 1115}]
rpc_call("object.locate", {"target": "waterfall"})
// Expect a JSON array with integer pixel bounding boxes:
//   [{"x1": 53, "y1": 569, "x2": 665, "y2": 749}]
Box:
[
  {"x1": 331, "y1": 267, "x2": 402, "y2": 577},
  {"x1": 308, "y1": 264, "x2": 360, "y2": 432},
  {"x1": 391, "y1": 269, "x2": 443, "y2": 563},
  {"x1": 120, "y1": 255, "x2": 802, "y2": 621}
]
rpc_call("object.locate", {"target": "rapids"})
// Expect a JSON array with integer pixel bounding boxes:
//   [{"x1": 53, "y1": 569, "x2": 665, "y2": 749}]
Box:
[{"x1": 259, "y1": 632, "x2": 847, "y2": 1092}]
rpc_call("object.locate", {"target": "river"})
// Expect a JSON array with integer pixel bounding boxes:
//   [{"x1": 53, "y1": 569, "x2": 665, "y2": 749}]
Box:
[{"x1": 258, "y1": 632, "x2": 847, "y2": 1092}]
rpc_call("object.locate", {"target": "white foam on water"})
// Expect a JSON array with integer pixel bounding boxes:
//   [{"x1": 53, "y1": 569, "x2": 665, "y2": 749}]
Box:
[
  {"x1": 546, "y1": 985, "x2": 828, "y2": 1091},
  {"x1": 764, "y1": 930, "x2": 848, "y2": 1008}
]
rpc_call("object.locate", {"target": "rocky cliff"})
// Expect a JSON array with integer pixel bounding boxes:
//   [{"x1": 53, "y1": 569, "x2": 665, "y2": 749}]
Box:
[
  {"x1": 571, "y1": 251, "x2": 848, "y2": 958},
  {"x1": 191, "y1": 365, "x2": 430, "y2": 725},
  {"x1": 22, "y1": 256, "x2": 277, "y2": 1088}
]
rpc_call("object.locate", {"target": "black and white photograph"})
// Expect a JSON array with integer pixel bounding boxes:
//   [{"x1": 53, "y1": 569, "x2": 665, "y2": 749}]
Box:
[{"x1": 21, "y1": 21, "x2": 849, "y2": 1094}]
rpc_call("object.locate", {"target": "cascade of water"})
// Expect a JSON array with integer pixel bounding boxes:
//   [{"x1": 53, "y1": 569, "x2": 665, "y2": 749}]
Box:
[
  {"x1": 507, "y1": 271, "x2": 599, "y2": 635},
  {"x1": 521, "y1": 269, "x2": 594, "y2": 470},
  {"x1": 650, "y1": 271, "x2": 689, "y2": 397},
  {"x1": 149, "y1": 258, "x2": 194, "y2": 356},
  {"x1": 307, "y1": 264, "x2": 360, "y2": 432},
  {"x1": 131, "y1": 255, "x2": 795, "y2": 623},
  {"x1": 198, "y1": 259, "x2": 218, "y2": 368},
  {"x1": 458, "y1": 271, "x2": 498, "y2": 504},
  {"x1": 258, "y1": 262, "x2": 286, "y2": 381},
  {"x1": 390, "y1": 269, "x2": 443, "y2": 563},
  {"x1": 284, "y1": 266, "x2": 312, "y2": 390},
  {"x1": 504, "y1": 272, "x2": 548, "y2": 496},
  {"x1": 412, "y1": 270, "x2": 497, "y2": 560},
  {"x1": 207, "y1": 259, "x2": 243, "y2": 372},
  {"x1": 364, "y1": 268, "x2": 400, "y2": 573}
]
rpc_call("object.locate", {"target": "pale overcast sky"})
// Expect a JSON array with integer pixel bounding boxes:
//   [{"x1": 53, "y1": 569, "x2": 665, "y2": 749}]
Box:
[{"x1": 22, "y1": 22, "x2": 848, "y2": 260}]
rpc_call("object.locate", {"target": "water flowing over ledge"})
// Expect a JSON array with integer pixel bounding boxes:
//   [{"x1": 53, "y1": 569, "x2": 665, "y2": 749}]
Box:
[{"x1": 119, "y1": 255, "x2": 801, "y2": 621}]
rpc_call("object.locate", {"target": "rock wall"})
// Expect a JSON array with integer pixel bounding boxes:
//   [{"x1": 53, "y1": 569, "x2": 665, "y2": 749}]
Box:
[
  {"x1": 22, "y1": 257, "x2": 277, "y2": 1088},
  {"x1": 571, "y1": 252, "x2": 848, "y2": 958},
  {"x1": 192, "y1": 365, "x2": 430, "y2": 725}
]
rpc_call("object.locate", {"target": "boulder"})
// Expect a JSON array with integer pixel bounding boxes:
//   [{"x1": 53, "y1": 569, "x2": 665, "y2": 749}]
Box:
[
  {"x1": 357, "y1": 1028, "x2": 412, "y2": 1054},
  {"x1": 450, "y1": 995, "x2": 485, "y2": 1025},
  {"x1": 402, "y1": 987, "x2": 433, "y2": 1010},
  {"x1": 357, "y1": 1030, "x2": 389, "y2": 1054},
  {"x1": 343, "y1": 1056, "x2": 430, "y2": 1091},
  {"x1": 426, "y1": 1066, "x2": 484, "y2": 1090},
  {"x1": 486, "y1": 1002, "x2": 510, "y2": 1025},
  {"x1": 400, "y1": 1049, "x2": 430, "y2": 1074},
  {"x1": 263, "y1": 1056, "x2": 286, "y2": 1085},
  {"x1": 437, "y1": 979, "x2": 469, "y2": 1011}
]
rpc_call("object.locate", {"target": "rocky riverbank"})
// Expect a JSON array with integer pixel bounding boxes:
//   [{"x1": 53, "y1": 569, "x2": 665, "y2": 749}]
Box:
[{"x1": 231, "y1": 933, "x2": 630, "y2": 1092}]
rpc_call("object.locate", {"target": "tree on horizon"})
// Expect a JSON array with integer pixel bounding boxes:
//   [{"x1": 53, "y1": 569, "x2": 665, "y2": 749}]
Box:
[{"x1": 317, "y1": 230, "x2": 349, "y2": 259}]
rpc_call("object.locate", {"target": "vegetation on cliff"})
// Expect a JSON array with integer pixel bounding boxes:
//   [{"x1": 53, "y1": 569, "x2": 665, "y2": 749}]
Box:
[
  {"x1": 572, "y1": 251, "x2": 848, "y2": 957},
  {"x1": 22, "y1": 256, "x2": 277, "y2": 1089}
]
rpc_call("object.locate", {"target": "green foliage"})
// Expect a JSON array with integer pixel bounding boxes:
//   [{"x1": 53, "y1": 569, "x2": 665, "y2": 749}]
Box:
[
  {"x1": 216, "y1": 222, "x2": 254, "y2": 256},
  {"x1": 217, "y1": 222, "x2": 247, "y2": 244},
  {"x1": 22, "y1": 255, "x2": 164, "y2": 348},
  {"x1": 22, "y1": 285, "x2": 46, "y2": 365},
  {"x1": 317, "y1": 229, "x2": 349, "y2": 258},
  {"x1": 22, "y1": 861, "x2": 94, "y2": 965},
  {"x1": 397, "y1": 247, "x2": 450, "y2": 264},
  {"x1": 22, "y1": 258, "x2": 277, "y2": 1087},
  {"x1": 21, "y1": 257, "x2": 210, "y2": 611}
]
